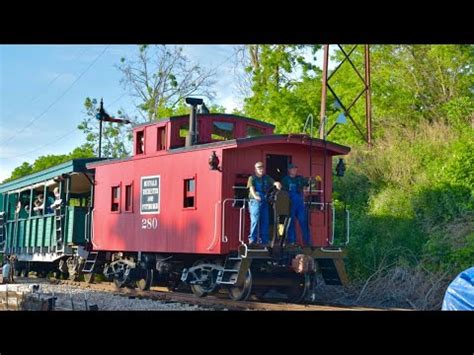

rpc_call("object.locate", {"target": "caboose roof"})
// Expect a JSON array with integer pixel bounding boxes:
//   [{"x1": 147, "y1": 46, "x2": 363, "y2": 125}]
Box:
[
  {"x1": 131, "y1": 113, "x2": 275, "y2": 130},
  {"x1": 86, "y1": 135, "x2": 350, "y2": 168},
  {"x1": 0, "y1": 158, "x2": 105, "y2": 194}
]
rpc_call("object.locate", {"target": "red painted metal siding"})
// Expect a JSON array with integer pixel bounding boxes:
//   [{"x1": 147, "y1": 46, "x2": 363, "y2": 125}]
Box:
[
  {"x1": 133, "y1": 114, "x2": 274, "y2": 152},
  {"x1": 91, "y1": 129, "x2": 348, "y2": 255},
  {"x1": 221, "y1": 143, "x2": 334, "y2": 249},
  {"x1": 92, "y1": 147, "x2": 225, "y2": 254}
]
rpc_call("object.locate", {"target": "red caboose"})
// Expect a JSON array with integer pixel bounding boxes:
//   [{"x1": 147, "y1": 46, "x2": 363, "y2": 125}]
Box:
[{"x1": 87, "y1": 101, "x2": 350, "y2": 301}]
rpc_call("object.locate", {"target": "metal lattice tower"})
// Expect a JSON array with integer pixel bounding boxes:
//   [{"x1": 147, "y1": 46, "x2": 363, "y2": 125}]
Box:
[{"x1": 319, "y1": 44, "x2": 372, "y2": 147}]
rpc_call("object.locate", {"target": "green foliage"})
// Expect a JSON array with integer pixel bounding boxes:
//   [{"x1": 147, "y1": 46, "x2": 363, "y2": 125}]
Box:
[
  {"x1": 369, "y1": 45, "x2": 473, "y2": 128},
  {"x1": 341, "y1": 123, "x2": 473, "y2": 279},
  {"x1": 242, "y1": 45, "x2": 323, "y2": 134},
  {"x1": 6, "y1": 162, "x2": 34, "y2": 182},
  {"x1": 438, "y1": 131, "x2": 474, "y2": 191},
  {"x1": 241, "y1": 44, "x2": 473, "y2": 280},
  {"x1": 3, "y1": 145, "x2": 95, "y2": 183},
  {"x1": 317, "y1": 45, "x2": 474, "y2": 146},
  {"x1": 78, "y1": 97, "x2": 133, "y2": 158}
]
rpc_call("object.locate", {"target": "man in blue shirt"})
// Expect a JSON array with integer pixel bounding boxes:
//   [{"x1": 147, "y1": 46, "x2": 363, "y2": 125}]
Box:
[
  {"x1": 281, "y1": 163, "x2": 312, "y2": 247},
  {"x1": 247, "y1": 162, "x2": 282, "y2": 246}
]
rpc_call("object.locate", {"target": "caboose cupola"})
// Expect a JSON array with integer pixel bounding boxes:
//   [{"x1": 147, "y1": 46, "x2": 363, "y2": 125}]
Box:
[{"x1": 131, "y1": 111, "x2": 275, "y2": 157}]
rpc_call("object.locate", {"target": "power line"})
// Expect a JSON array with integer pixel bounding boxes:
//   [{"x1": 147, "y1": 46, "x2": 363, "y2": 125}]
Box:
[
  {"x1": 214, "y1": 49, "x2": 237, "y2": 71},
  {"x1": 1, "y1": 46, "x2": 232, "y2": 162},
  {"x1": 109, "y1": 91, "x2": 129, "y2": 110},
  {"x1": 0, "y1": 127, "x2": 78, "y2": 159},
  {"x1": 1, "y1": 46, "x2": 89, "y2": 121},
  {"x1": 2, "y1": 45, "x2": 110, "y2": 146},
  {"x1": 1, "y1": 91, "x2": 134, "y2": 160}
]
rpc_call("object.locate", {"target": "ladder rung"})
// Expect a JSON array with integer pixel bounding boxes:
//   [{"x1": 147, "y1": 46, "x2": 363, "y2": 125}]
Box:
[
  {"x1": 222, "y1": 269, "x2": 239, "y2": 273},
  {"x1": 216, "y1": 281, "x2": 237, "y2": 285}
]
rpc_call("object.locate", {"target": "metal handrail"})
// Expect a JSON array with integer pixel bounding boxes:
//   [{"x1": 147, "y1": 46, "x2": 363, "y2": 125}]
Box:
[
  {"x1": 206, "y1": 201, "x2": 222, "y2": 251},
  {"x1": 84, "y1": 211, "x2": 90, "y2": 242},
  {"x1": 221, "y1": 198, "x2": 248, "y2": 245},
  {"x1": 345, "y1": 209, "x2": 350, "y2": 245},
  {"x1": 330, "y1": 203, "x2": 335, "y2": 246},
  {"x1": 219, "y1": 198, "x2": 348, "y2": 248},
  {"x1": 320, "y1": 247, "x2": 343, "y2": 253},
  {"x1": 326, "y1": 205, "x2": 351, "y2": 247},
  {"x1": 90, "y1": 209, "x2": 95, "y2": 244}
]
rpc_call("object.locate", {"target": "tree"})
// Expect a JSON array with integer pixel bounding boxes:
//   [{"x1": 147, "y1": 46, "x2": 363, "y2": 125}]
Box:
[
  {"x1": 78, "y1": 45, "x2": 218, "y2": 158},
  {"x1": 78, "y1": 97, "x2": 133, "y2": 158},
  {"x1": 5, "y1": 162, "x2": 34, "y2": 182},
  {"x1": 118, "y1": 45, "x2": 216, "y2": 121},
  {"x1": 238, "y1": 45, "x2": 323, "y2": 134},
  {"x1": 2, "y1": 145, "x2": 95, "y2": 183},
  {"x1": 326, "y1": 45, "x2": 474, "y2": 145}
]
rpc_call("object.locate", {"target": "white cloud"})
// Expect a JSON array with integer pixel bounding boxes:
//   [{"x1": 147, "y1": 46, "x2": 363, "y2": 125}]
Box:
[{"x1": 219, "y1": 96, "x2": 242, "y2": 112}]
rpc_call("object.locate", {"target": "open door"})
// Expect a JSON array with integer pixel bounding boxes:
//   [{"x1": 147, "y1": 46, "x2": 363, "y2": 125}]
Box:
[{"x1": 265, "y1": 154, "x2": 292, "y2": 182}]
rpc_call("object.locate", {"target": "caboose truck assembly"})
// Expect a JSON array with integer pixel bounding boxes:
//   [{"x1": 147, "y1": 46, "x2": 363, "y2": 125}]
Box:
[{"x1": 0, "y1": 98, "x2": 350, "y2": 302}]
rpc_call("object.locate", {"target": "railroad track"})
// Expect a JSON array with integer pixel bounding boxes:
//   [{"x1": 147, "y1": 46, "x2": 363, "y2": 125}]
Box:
[{"x1": 47, "y1": 278, "x2": 408, "y2": 311}]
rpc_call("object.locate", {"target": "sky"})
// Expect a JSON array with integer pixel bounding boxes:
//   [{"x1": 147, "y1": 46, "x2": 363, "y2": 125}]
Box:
[
  {"x1": 0, "y1": 45, "x2": 333, "y2": 182},
  {"x1": 0, "y1": 45, "x2": 244, "y2": 182}
]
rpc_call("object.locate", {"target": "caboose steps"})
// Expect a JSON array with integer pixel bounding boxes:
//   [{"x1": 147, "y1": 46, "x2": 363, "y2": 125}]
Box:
[
  {"x1": 82, "y1": 252, "x2": 99, "y2": 274},
  {"x1": 316, "y1": 258, "x2": 348, "y2": 286},
  {"x1": 216, "y1": 256, "x2": 251, "y2": 286}
]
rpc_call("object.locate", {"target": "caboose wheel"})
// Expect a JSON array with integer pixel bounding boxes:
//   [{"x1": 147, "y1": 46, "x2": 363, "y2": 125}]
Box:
[
  {"x1": 109, "y1": 260, "x2": 133, "y2": 289},
  {"x1": 190, "y1": 260, "x2": 217, "y2": 297},
  {"x1": 283, "y1": 273, "x2": 311, "y2": 303},
  {"x1": 136, "y1": 269, "x2": 153, "y2": 291},
  {"x1": 113, "y1": 274, "x2": 128, "y2": 289},
  {"x1": 228, "y1": 269, "x2": 252, "y2": 301}
]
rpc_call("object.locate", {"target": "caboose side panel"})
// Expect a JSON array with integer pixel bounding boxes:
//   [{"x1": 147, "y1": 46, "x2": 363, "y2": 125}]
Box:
[{"x1": 92, "y1": 148, "x2": 223, "y2": 254}]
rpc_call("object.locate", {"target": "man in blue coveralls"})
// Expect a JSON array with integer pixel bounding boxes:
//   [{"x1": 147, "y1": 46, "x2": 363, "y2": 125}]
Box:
[
  {"x1": 281, "y1": 163, "x2": 312, "y2": 247},
  {"x1": 247, "y1": 162, "x2": 282, "y2": 246}
]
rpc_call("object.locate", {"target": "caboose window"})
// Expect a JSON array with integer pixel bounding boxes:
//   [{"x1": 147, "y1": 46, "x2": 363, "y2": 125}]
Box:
[
  {"x1": 111, "y1": 186, "x2": 120, "y2": 212},
  {"x1": 157, "y1": 126, "x2": 167, "y2": 151},
  {"x1": 179, "y1": 123, "x2": 189, "y2": 138},
  {"x1": 184, "y1": 178, "x2": 196, "y2": 208},
  {"x1": 246, "y1": 125, "x2": 264, "y2": 137},
  {"x1": 212, "y1": 121, "x2": 234, "y2": 141},
  {"x1": 125, "y1": 184, "x2": 133, "y2": 212},
  {"x1": 136, "y1": 131, "x2": 144, "y2": 154}
]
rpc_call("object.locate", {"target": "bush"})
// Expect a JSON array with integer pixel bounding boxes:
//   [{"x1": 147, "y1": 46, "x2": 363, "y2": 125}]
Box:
[{"x1": 339, "y1": 120, "x2": 473, "y2": 281}]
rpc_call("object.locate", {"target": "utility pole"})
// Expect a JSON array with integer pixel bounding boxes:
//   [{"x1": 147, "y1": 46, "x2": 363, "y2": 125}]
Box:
[{"x1": 96, "y1": 99, "x2": 131, "y2": 158}]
